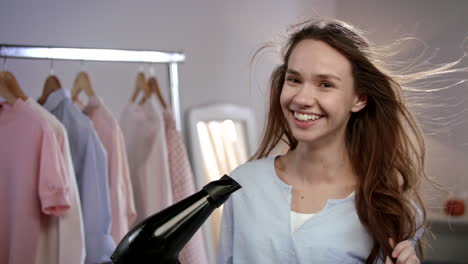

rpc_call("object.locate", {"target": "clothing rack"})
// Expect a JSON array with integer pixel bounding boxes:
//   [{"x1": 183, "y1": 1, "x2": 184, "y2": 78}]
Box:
[{"x1": 0, "y1": 44, "x2": 185, "y2": 130}]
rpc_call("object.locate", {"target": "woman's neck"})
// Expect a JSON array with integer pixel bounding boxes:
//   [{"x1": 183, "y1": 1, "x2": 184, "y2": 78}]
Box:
[{"x1": 282, "y1": 140, "x2": 356, "y2": 185}]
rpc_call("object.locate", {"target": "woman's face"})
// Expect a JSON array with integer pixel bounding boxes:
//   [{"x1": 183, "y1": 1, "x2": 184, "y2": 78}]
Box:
[{"x1": 280, "y1": 39, "x2": 366, "y2": 146}]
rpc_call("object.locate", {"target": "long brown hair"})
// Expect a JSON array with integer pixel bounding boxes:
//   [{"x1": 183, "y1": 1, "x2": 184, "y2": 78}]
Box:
[{"x1": 250, "y1": 19, "x2": 463, "y2": 263}]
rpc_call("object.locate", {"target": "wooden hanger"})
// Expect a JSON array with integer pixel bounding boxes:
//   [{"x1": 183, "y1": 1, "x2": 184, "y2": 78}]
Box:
[
  {"x1": 38, "y1": 75, "x2": 62, "y2": 105},
  {"x1": 147, "y1": 76, "x2": 167, "y2": 109},
  {"x1": 72, "y1": 71, "x2": 95, "y2": 102},
  {"x1": 131, "y1": 72, "x2": 151, "y2": 104},
  {"x1": 0, "y1": 71, "x2": 28, "y2": 104}
]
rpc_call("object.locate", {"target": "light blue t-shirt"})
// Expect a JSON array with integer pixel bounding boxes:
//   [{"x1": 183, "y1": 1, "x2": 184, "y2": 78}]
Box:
[
  {"x1": 217, "y1": 156, "x2": 404, "y2": 264},
  {"x1": 43, "y1": 89, "x2": 116, "y2": 264}
]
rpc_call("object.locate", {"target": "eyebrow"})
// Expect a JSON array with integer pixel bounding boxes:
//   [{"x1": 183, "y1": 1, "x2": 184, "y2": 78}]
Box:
[{"x1": 286, "y1": 69, "x2": 342, "y2": 82}]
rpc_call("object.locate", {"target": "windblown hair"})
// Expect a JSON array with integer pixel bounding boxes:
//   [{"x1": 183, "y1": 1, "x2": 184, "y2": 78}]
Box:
[{"x1": 249, "y1": 19, "x2": 457, "y2": 263}]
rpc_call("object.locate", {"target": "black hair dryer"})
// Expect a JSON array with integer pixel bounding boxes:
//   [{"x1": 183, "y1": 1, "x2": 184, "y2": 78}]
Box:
[{"x1": 111, "y1": 175, "x2": 241, "y2": 264}]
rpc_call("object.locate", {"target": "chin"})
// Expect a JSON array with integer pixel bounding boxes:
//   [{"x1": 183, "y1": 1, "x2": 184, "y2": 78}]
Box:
[{"x1": 291, "y1": 131, "x2": 323, "y2": 144}]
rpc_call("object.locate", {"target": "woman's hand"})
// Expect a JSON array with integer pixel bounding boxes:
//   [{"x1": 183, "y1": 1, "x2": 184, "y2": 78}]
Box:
[{"x1": 385, "y1": 238, "x2": 420, "y2": 264}]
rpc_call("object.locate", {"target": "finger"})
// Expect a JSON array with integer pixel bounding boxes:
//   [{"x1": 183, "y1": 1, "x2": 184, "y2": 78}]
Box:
[
  {"x1": 396, "y1": 245, "x2": 414, "y2": 264},
  {"x1": 407, "y1": 256, "x2": 420, "y2": 264},
  {"x1": 387, "y1": 238, "x2": 397, "y2": 263},
  {"x1": 392, "y1": 240, "x2": 412, "y2": 259},
  {"x1": 389, "y1": 237, "x2": 395, "y2": 248},
  {"x1": 385, "y1": 256, "x2": 395, "y2": 264}
]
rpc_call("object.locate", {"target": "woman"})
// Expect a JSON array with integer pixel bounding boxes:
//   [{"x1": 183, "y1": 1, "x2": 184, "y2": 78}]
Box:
[{"x1": 216, "y1": 19, "x2": 441, "y2": 264}]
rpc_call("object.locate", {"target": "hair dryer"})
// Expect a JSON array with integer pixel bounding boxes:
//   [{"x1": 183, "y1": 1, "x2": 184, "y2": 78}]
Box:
[{"x1": 111, "y1": 175, "x2": 241, "y2": 264}]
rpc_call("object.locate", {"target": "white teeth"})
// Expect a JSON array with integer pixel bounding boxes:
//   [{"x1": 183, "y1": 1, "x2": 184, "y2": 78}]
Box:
[{"x1": 294, "y1": 112, "x2": 322, "y2": 121}]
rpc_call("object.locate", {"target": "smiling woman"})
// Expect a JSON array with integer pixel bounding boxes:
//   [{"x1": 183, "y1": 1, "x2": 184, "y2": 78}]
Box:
[
  {"x1": 280, "y1": 39, "x2": 366, "y2": 144},
  {"x1": 216, "y1": 18, "x2": 468, "y2": 264}
]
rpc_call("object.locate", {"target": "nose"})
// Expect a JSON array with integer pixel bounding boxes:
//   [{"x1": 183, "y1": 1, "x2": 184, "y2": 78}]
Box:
[{"x1": 292, "y1": 84, "x2": 317, "y2": 107}]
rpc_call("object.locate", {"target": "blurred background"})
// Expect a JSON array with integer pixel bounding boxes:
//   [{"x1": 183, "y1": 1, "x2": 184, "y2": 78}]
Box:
[{"x1": 1, "y1": 0, "x2": 467, "y2": 263}]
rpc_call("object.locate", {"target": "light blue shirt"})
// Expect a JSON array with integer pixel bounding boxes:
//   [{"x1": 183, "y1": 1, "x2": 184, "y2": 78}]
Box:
[
  {"x1": 43, "y1": 89, "x2": 115, "y2": 264},
  {"x1": 217, "y1": 156, "x2": 413, "y2": 264}
]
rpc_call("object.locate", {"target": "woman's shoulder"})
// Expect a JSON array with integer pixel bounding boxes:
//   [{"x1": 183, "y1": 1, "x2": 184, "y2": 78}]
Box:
[{"x1": 228, "y1": 156, "x2": 276, "y2": 184}]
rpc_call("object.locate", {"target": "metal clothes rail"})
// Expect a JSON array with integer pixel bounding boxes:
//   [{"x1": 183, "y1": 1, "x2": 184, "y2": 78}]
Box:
[{"x1": 0, "y1": 44, "x2": 185, "y2": 130}]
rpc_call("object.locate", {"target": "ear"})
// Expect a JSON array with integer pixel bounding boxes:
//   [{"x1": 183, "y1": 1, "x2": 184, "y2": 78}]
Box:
[{"x1": 351, "y1": 94, "x2": 367, "y2": 113}]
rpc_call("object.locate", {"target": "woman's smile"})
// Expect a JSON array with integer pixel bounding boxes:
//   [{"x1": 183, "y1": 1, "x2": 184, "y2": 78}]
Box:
[{"x1": 292, "y1": 111, "x2": 324, "y2": 128}]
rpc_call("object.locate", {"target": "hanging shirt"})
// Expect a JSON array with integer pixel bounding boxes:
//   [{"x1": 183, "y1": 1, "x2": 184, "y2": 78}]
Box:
[
  {"x1": 0, "y1": 99, "x2": 70, "y2": 264},
  {"x1": 120, "y1": 100, "x2": 172, "y2": 223},
  {"x1": 163, "y1": 109, "x2": 209, "y2": 264},
  {"x1": 217, "y1": 156, "x2": 424, "y2": 264},
  {"x1": 43, "y1": 89, "x2": 115, "y2": 264},
  {"x1": 27, "y1": 98, "x2": 86, "y2": 264},
  {"x1": 79, "y1": 95, "x2": 136, "y2": 243}
]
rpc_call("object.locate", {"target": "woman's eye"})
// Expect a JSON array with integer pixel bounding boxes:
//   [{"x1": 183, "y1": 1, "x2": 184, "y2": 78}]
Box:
[
  {"x1": 321, "y1": 82, "x2": 334, "y2": 88},
  {"x1": 287, "y1": 77, "x2": 300, "y2": 84}
]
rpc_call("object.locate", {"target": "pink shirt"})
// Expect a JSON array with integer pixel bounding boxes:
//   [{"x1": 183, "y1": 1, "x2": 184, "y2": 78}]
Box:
[
  {"x1": 163, "y1": 110, "x2": 209, "y2": 264},
  {"x1": 27, "y1": 99, "x2": 86, "y2": 264},
  {"x1": 0, "y1": 99, "x2": 70, "y2": 264},
  {"x1": 79, "y1": 96, "x2": 136, "y2": 242}
]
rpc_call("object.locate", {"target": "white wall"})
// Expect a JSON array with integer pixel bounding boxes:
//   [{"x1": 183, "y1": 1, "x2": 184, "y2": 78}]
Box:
[{"x1": 0, "y1": 0, "x2": 334, "y2": 135}]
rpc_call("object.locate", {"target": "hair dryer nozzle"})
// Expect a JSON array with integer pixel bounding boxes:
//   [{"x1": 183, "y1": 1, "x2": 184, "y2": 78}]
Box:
[{"x1": 203, "y1": 174, "x2": 241, "y2": 207}]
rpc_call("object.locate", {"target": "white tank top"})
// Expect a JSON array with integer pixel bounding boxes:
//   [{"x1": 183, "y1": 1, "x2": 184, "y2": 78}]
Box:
[
  {"x1": 290, "y1": 192, "x2": 355, "y2": 232},
  {"x1": 290, "y1": 211, "x2": 315, "y2": 232}
]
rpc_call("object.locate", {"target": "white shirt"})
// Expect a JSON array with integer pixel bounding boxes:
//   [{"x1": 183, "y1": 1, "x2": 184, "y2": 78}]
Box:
[{"x1": 120, "y1": 100, "x2": 173, "y2": 222}]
